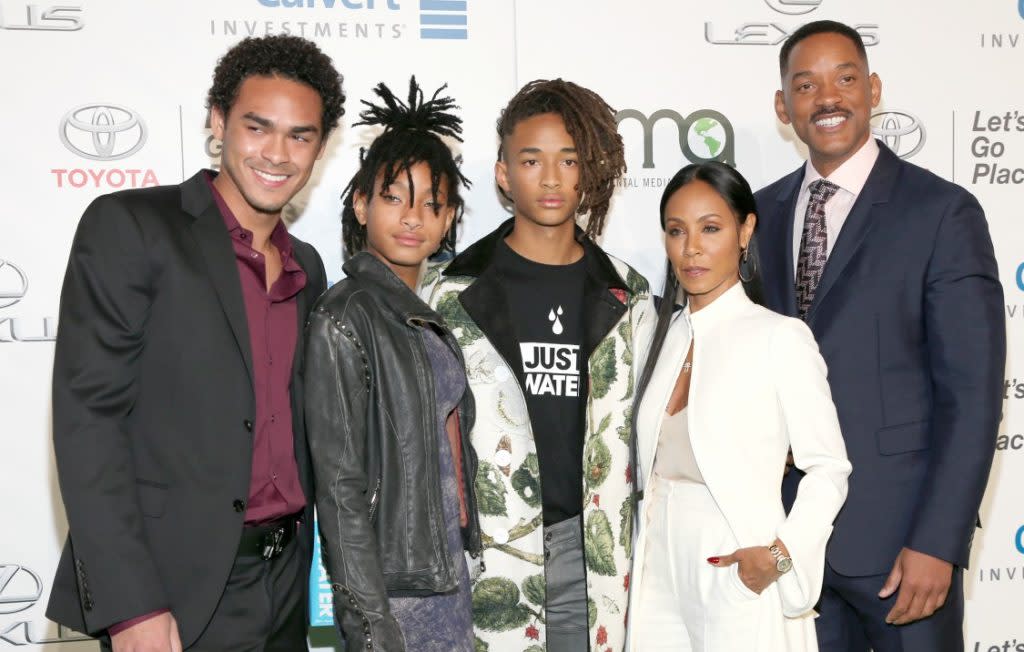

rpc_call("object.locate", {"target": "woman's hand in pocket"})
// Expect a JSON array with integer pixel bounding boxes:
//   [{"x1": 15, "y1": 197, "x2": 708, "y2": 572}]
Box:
[{"x1": 707, "y1": 546, "x2": 781, "y2": 594}]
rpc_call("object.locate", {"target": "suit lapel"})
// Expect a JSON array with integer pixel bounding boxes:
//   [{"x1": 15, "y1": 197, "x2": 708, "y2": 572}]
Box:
[
  {"x1": 806, "y1": 144, "x2": 899, "y2": 324},
  {"x1": 764, "y1": 168, "x2": 804, "y2": 318},
  {"x1": 182, "y1": 174, "x2": 254, "y2": 387},
  {"x1": 289, "y1": 240, "x2": 317, "y2": 507},
  {"x1": 459, "y1": 269, "x2": 523, "y2": 377}
]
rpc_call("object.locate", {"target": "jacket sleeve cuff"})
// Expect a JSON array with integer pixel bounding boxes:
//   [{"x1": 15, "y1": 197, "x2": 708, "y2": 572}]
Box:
[{"x1": 107, "y1": 608, "x2": 169, "y2": 636}]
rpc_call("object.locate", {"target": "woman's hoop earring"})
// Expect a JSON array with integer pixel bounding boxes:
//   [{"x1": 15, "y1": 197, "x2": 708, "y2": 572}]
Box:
[{"x1": 739, "y1": 247, "x2": 756, "y2": 283}]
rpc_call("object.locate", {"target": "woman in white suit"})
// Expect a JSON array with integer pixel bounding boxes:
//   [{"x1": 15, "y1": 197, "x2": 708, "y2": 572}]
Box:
[{"x1": 627, "y1": 162, "x2": 851, "y2": 651}]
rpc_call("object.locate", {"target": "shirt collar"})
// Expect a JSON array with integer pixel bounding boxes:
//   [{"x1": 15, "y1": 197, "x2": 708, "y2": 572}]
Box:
[
  {"x1": 683, "y1": 281, "x2": 750, "y2": 331},
  {"x1": 204, "y1": 171, "x2": 295, "y2": 261},
  {"x1": 800, "y1": 137, "x2": 880, "y2": 198}
]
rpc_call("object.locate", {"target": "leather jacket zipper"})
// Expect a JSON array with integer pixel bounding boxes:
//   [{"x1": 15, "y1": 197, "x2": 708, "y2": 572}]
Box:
[{"x1": 367, "y1": 477, "x2": 382, "y2": 522}]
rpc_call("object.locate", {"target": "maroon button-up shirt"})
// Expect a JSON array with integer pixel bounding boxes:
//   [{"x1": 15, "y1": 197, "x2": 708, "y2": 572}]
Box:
[
  {"x1": 206, "y1": 176, "x2": 307, "y2": 525},
  {"x1": 109, "y1": 177, "x2": 310, "y2": 635}
]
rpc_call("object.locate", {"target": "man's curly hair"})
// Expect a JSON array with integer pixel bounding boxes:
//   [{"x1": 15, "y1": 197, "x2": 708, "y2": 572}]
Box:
[{"x1": 206, "y1": 35, "x2": 345, "y2": 136}]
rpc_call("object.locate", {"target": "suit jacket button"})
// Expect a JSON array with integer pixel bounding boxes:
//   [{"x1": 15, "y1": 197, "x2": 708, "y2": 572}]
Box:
[
  {"x1": 233, "y1": 499, "x2": 246, "y2": 512},
  {"x1": 83, "y1": 599, "x2": 94, "y2": 611},
  {"x1": 243, "y1": 419, "x2": 253, "y2": 432}
]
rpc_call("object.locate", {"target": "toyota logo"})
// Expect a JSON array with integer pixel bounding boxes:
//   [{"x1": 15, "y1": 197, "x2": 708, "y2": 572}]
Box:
[
  {"x1": 0, "y1": 565, "x2": 43, "y2": 615},
  {"x1": 59, "y1": 103, "x2": 147, "y2": 161},
  {"x1": 871, "y1": 111, "x2": 926, "y2": 160},
  {"x1": 764, "y1": 0, "x2": 822, "y2": 15},
  {"x1": 0, "y1": 260, "x2": 29, "y2": 309}
]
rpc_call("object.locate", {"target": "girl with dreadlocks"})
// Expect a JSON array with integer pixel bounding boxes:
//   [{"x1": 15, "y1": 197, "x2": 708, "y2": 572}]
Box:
[
  {"x1": 422, "y1": 79, "x2": 652, "y2": 652},
  {"x1": 304, "y1": 77, "x2": 479, "y2": 652}
]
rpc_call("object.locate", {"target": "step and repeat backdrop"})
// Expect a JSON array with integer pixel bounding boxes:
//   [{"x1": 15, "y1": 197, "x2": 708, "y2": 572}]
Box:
[{"x1": 1, "y1": 0, "x2": 1021, "y2": 649}]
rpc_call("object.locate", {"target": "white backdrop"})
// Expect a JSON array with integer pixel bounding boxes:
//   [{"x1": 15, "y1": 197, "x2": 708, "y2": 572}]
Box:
[{"x1": 1, "y1": 0, "x2": 1021, "y2": 650}]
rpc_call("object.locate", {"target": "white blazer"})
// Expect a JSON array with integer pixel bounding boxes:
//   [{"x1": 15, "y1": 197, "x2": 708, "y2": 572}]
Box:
[{"x1": 628, "y1": 282, "x2": 851, "y2": 649}]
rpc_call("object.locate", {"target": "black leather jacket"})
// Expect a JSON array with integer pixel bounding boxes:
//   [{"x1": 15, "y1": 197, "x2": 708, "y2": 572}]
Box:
[{"x1": 304, "y1": 252, "x2": 481, "y2": 652}]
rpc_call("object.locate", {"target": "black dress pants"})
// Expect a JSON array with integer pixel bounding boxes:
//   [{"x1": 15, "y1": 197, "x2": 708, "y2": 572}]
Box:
[{"x1": 102, "y1": 536, "x2": 307, "y2": 652}]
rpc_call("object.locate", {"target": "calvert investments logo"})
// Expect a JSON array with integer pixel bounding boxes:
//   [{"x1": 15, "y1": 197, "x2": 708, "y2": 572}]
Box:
[
  {"x1": 0, "y1": 260, "x2": 57, "y2": 343},
  {"x1": 419, "y1": 0, "x2": 466, "y2": 40},
  {"x1": 871, "y1": 111, "x2": 926, "y2": 159},
  {"x1": 52, "y1": 103, "x2": 158, "y2": 189},
  {"x1": 978, "y1": 0, "x2": 1024, "y2": 47},
  {"x1": 1005, "y1": 262, "x2": 1024, "y2": 319},
  {"x1": 0, "y1": 3, "x2": 83, "y2": 31},
  {"x1": 212, "y1": 0, "x2": 470, "y2": 41}
]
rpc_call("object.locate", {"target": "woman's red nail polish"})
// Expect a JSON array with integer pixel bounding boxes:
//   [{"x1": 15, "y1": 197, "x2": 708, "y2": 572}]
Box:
[{"x1": 707, "y1": 557, "x2": 720, "y2": 564}]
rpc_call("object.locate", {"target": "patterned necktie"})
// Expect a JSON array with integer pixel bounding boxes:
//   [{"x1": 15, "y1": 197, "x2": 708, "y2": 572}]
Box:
[{"x1": 795, "y1": 179, "x2": 840, "y2": 319}]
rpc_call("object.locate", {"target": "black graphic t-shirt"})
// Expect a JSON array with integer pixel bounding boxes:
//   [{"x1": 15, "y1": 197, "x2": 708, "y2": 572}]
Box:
[{"x1": 495, "y1": 240, "x2": 587, "y2": 525}]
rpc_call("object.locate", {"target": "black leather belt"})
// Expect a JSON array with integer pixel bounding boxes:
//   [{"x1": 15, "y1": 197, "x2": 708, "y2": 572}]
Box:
[{"x1": 238, "y1": 514, "x2": 299, "y2": 560}]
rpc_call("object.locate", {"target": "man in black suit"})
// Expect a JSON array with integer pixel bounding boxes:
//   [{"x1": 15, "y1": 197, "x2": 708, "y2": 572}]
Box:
[
  {"x1": 46, "y1": 35, "x2": 344, "y2": 652},
  {"x1": 755, "y1": 20, "x2": 1004, "y2": 652}
]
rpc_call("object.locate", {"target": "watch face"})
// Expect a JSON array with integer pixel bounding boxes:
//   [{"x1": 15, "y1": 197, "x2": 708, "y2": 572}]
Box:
[{"x1": 777, "y1": 557, "x2": 793, "y2": 573}]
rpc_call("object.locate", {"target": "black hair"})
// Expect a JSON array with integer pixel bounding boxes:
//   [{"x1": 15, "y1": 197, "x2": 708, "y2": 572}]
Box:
[
  {"x1": 632, "y1": 162, "x2": 764, "y2": 436},
  {"x1": 496, "y1": 79, "x2": 626, "y2": 239},
  {"x1": 206, "y1": 34, "x2": 346, "y2": 137},
  {"x1": 779, "y1": 20, "x2": 868, "y2": 77},
  {"x1": 341, "y1": 76, "x2": 470, "y2": 257}
]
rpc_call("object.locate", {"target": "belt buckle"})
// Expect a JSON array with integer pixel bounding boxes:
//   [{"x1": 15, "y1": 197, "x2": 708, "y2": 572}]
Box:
[{"x1": 260, "y1": 527, "x2": 285, "y2": 561}]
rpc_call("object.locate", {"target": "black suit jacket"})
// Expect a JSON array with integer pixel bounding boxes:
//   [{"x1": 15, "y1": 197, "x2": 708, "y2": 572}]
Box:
[
  {"x1": 46, "y1": 171, "x2": 327, "y2": 645},
  {"x1": 755, "y1": 143, "x2": 1004, "y2": 576}
]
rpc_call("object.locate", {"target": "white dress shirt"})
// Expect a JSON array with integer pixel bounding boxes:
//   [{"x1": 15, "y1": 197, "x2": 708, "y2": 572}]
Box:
[{"x1": 792, "y1": 138, "x2": 880, "y2": 277}]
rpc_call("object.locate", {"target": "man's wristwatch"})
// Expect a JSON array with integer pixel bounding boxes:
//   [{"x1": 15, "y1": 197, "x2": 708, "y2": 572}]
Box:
[{"x1": 769, "y1": 544, "x2": 793, "y2": 574}]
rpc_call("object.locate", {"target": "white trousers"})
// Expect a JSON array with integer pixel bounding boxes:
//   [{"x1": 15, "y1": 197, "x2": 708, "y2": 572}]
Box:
[{"x1": 632, "y1": 475, "x2": 767, "y2": 652}]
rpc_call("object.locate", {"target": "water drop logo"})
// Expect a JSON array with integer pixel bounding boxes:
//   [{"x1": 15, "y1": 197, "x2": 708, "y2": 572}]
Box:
[
  {"x1": 1019, "y1": 0, "x2": 1024, "y2": 18},
  {"x1": 548, "y1": 306, "x2": 564, "y2": 335}
]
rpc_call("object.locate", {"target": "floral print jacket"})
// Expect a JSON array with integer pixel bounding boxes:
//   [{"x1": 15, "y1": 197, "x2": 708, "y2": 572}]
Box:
[{"x1": 421, "y1": 220, "x2": 652, "y2": 652}]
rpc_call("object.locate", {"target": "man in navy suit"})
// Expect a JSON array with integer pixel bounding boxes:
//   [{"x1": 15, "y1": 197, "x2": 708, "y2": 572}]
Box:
[{"x1": 754, "y1": 20, "x2": 1005, "y2": 652}]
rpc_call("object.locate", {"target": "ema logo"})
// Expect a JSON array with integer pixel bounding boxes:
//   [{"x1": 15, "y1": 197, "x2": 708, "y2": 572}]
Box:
[
  {"x1": 871, "y1": 111, "x2": 926, "y2": 159},
  {"x1": 1019, "y1": 0, "x2": 1023, "y2": 18},
  {"x1": 1016, "y1": 525, "x2": 1024, "y2": 554},
  {"x1": 1017, "y1": 262, "x2": 1024, "y2": 291},
  {"x1": 419, "y1": 0, "x2": 466, "y2": 39},
  {"x1": 616, "y1": 108, "x2": 735, "y2": 168}
]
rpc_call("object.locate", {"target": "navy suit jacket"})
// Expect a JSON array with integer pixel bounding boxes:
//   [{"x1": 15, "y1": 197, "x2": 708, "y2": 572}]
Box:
[{"x1": 754, "y1": 142, "x2": 1005, "y2": 576}]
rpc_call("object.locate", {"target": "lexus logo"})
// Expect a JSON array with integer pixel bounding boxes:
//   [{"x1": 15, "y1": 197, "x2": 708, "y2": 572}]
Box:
[
  {"x1": 59, "y1": 103, "x2": 147, "y2": 161},
  {"x1": 871, "y1": 111, "x2": 926, "y2": 160},
  {"x1": 764, "y1": 0, "x2": 822, "y2": 15},
  {"x1": 0, "y1": 260, "x2": 29, "y2": 309},
  {"x1": 0, "y1": 565, "x2": 43, "y2": 615}
]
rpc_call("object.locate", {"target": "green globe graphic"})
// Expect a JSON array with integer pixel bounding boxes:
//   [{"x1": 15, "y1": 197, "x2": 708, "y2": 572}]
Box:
[{"x1": 686, "y1": 117, "x2": 727, "y2": 159}]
